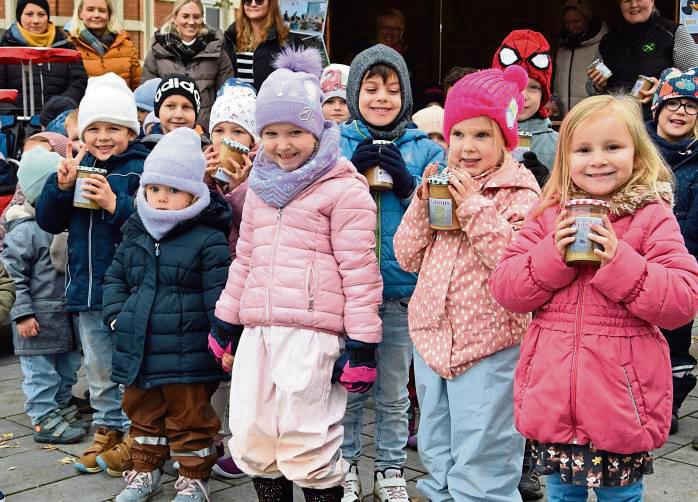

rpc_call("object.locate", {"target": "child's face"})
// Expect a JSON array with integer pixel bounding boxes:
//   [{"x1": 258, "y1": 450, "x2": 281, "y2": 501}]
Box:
[
  {"x1": 137, "y1": 109, "x2": 149, "y2": 125},
  {"x1": 210, "y1": 122, "x2": 254, "y2": 148},
  {"x1": 65, "y1": 119, "x2": 80, "y2": 143},
  {"x1": 322, "y1": 97, "x2": 350, "y2": 123},
  {"x1": 428, "y1": 132, "x2": 448, "y2": 152},
  {"x1": 358, "y1": 72, "x2": 401, "y2": 127},
  {"x1": 519, "y1": 78, "x2": 543, "y2": 122},
  {"x1": 657, "y1": 99, "x2": 698, "y2": 142},
  {"x1": 83, "y1": 122, "x2": 135, "y2": 161},
  {"x1": 447, "y1": 116, "x2": 501, "y2": 177},
  {"x1": 569, "y1": 114, "x2": 634, "y2": 201},
  {"x1": 262, "y1": 123, "x2": 316, "y2": 172},
  {"x1": 144, "y1": 184, "x2": 194, "y2": 210},
  {"x1": 159, "y1": 95, "x2": 196, "y2": 133}
]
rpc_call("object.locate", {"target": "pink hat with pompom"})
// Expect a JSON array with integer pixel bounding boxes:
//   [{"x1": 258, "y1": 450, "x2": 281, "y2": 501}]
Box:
[{"x1": 443, "y1": 65, "x2": 528, "y2": 151}]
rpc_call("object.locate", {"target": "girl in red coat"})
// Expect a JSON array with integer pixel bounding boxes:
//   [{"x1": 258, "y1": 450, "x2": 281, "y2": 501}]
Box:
[{"x1": 489, "y1": 94, "x2": 698, "y2": 501}]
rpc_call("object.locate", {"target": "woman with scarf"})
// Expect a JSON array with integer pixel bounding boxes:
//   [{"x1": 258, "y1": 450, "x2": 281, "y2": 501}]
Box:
[
  {"x1": 0, "y1": 0, "x2": 87, "y2": 127},
  {"x1": 554, "y1": 0, "x2": 608, "y2": 115},
  {"x1": 142, "y1": 0, "x2": 234, "y2": 132},
  {"x1": 66, "y1": 0, "x2": 141, "y2": 91}
]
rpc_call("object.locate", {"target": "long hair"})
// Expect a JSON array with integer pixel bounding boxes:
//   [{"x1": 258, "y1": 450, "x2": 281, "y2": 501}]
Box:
[
  {"x1": 539, "y1": 94, "x2": 672, "y2": 213},
  {"x1": 160, "y1": 0, "x2": 209, "y2": 38},
  {"x1": 235, "y1": 0, "x2": 288, "y2": 52},
  {"x1": 68, "y1": 0, "x2": 123, "y2": 37}
]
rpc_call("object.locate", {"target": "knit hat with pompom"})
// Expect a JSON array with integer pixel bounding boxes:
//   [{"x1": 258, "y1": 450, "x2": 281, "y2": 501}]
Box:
[
  {"x1": 255, "y1": 47, "x2": 325, "y2": 138},
  {"x1": 443, "y1": 65, "x2": 528, "y2": 151}
]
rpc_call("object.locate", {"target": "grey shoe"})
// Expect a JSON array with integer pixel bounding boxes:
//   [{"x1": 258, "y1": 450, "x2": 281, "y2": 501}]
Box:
[
  {"x1": 172, "y1": 476, "x2": 210, "y2": 502},
  {"x1": 115, "y1": 469, "x2": 163, "y2": 502}
]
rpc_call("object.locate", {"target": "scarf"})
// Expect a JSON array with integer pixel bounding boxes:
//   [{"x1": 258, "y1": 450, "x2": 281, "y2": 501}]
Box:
[
  {"x1": 647, "y1": 123, "x2": 698, "y2": 169},
  {"x1": 155, "y1": 30, "x2": 212, "y2": 65},
  {"x1": 14, "y1": 21, "x2": 56, "y2": 47},
  {"x1": 136, "y1": 187, "x2": 210, "y2": 241},
  {"x1": 248, "y1": 121, "x2": 341, "y2": 208},
  {"x1": 79, "y1": 28, "x2": 116, "y2": 56}
]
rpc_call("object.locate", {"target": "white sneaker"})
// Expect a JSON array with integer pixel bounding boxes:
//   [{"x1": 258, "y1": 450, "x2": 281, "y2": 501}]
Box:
[
  {"x1": 341, "y1": 464, "x2": 362, "y2": 502},
  {"x1": 373, "y1": 468, "x2": 409, "y2": 502}
]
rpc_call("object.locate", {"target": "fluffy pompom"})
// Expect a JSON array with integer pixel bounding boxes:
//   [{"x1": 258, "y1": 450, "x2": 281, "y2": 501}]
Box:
[
  {"x1": 502, "y1": 65, "x2": 529, "y2": 92},
  {"x1": 274, "y1": 47, "x2": 323, "y2": 78}
]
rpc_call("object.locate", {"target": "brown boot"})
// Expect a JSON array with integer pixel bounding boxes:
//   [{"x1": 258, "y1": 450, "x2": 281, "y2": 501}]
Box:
[
  {"x1": 75, "y1": 426, "x2": 123, "y2": 474},
  {"x1": 96, "y1": 434, "x2": 134, "y2": 476}
]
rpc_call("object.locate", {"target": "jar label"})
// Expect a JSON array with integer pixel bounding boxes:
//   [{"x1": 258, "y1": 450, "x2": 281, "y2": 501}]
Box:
[
  {"x1": 73, "y1": 177, "x2": 92, "y2": 205},
  {"x1": 630, "y1": 79, "x2": 645, "y2": 97},
  {"x1": 512, "y1": 144, "x2": 531, "y2": 162},
  {"x1": 429, "y1": 197, "x2": 453, "y2": 227},
  {"x1": 568, "y1": 216, "x2": 602, "y2": 254},
  {"x1": 374, "y1": 168, "x2": 393, "y2": 184}
]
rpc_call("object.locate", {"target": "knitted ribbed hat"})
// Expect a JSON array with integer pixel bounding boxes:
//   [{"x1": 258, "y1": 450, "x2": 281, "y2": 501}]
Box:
[
  {"x1": 320, "y1": 64, "x2": 350, "y2": 104},
  {"x1": 255, "y1": 47, "x2": 325, "y2": 138},
  {"x1": 78, "y1": 73, "x2": 140, "y2": 141},
  {"x1": 413, "y1": 105, "x2": 445, "y2": 137},
  {"x1": 16, "y1": 0, "x2": 49, "y2": 20},
  {"x1": 27, "y1": 132, "x2": 71, "y2": 157},
  {"x1": 18, "y1": 147, "x2": 62, "y2": 204},
  {"x1": 209, "y1": 78, "x2": 257, "y2": 139},
  {"x1": 134, "y1": 78, "x2": 162, "y2": 112},
  {"x1": 652, "y1": 67, "x2": 698, "y2": 120},
  {"x1": 492, "y1": 30, "x2": 552, "y2": 118},
  {"x1": 154, "y1": 74, "x2": 202, "y2": 119},
  {"x1": 443, "y1": 65, "x2": 528, "y2": 150}
]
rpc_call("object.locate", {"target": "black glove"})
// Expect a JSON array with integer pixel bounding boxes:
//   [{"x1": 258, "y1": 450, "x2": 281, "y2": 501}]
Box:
[
  {"x1": 350, "y1": 138, "x2": 380, "y2": 174},
  {"x1": 521, "y1": 151, "x2": 549, "y2": 189},
  {"x1": 331, "y1": 338, "x2": 378, "y2": 393},
  {"x1": 208, "y1": 317, "x2": 244, "y2": 371},
  {"x1": 380, "y1": 143, "x2": 414, "y2": 198}
]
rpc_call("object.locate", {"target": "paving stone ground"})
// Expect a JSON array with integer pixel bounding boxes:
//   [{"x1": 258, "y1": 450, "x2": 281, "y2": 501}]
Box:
[{"x1": 1, "y1": 332, "x2": 697, "y2": 501}]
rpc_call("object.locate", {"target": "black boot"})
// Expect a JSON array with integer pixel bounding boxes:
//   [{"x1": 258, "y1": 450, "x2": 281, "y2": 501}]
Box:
[
  {"x1": 301, "y1": 485, "x2": 343, "y2": 502},
  {"x1": 252, "y1": 476, "x2": 294, "y2": 502},
  {"x1": 518, "y1": 440, "x2": 543, "y2": 500}
]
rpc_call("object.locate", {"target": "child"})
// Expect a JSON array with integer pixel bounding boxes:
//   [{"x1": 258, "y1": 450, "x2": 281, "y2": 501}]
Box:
[
  {"x1": 320, "y1": 64, "x2": 350, "y2": 123},
  {"x1": 339, "y1": 43, "x2": 444, "y2": 502},
  {"x1": 153, "y1": 74, "x2": 201, "y2": 136},
  {"x1": 35, "y1": 72, "x2": 149, "y2": 475},
  {"x1": 211, "y1": 47, "x2": 383, "y2": 502},
  {"x1": 64, "y1": 110, "x2": 80, "y2": 144},
  {"x1": 489, "y1": 94, "x2": 698, "y2": 501},
  {"x1": 103, "y1": 127, "x2": 231, "y2": 502},
  {"x1": 646, "y1": 67, "x2": 698, "y2": 435},
  {"x1": 412, "y1": 104, "x2": 447, "y2": 152},
  {"x1": 394, "y1": 65, "x2": 540, "y2": 502},
  {"x1": 134, "y1": 78, "x2": 162, "y2": 125},
  {"x1": 2, "y1": 146, "x2": 85, "y2": 444}
]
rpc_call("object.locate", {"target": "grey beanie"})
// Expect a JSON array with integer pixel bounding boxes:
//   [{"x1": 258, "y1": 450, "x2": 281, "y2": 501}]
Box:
[{"x1": 347, "y1": 44, "x2": 413, "y2": 140}]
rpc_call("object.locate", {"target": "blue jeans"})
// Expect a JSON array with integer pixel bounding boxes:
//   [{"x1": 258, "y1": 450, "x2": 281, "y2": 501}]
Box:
[
  {"x1": 19, "y1": 351, "x2": 81, "y2": 424},
  {"x1": 342, "y1": 298, "x2": 412, "y2": 470},
  {"x1": 73, "y1": 310, "x2": 128, "y2": 430},
  {"x1": 546, "y1": 473, "x2": 644, "y2": 501},
  {"x1": 415, "y1": 346, "x2": 524, "y2": 502}
]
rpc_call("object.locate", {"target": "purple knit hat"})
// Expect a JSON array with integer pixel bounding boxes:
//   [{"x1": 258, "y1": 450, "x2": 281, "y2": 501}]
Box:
[{"x1": 255, "y1": 47, "x2": 325, "y2": 138}]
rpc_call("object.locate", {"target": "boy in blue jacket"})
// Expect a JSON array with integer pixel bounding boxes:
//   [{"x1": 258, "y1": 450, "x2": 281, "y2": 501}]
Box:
[
  {"x1": 35, "y1": 73, "x2": 149, "y2": 474},
  {"x1": 340, "y1": 44, "x2": 444, "y2": 502}
]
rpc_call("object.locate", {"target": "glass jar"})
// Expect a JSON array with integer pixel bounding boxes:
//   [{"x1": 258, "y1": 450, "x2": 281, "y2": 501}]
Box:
[
  {"x1": 587, "y1": 58, "x2": 613, "y2": 79},
  {"x1": 219, "y1": 138, "x2": 249, "y2": 170},
  {"x1": 364, "y1": 140, "x2": 394, "y2": 191},
  {"x1": 513, "y1": 131, "x2": 532, "y2": 162},
  {"x1": 630, "y1": 75, "x2": 654, "y2": 98},
  {"x1": 428, "y1": 173, "x2": 460, "y2": 230},
  {"x1": 564, "y1": 198, "x2": 611, "y2": 266},
  {"x1": 73, "y1": 167, "x2": 107, "y2": 210}
]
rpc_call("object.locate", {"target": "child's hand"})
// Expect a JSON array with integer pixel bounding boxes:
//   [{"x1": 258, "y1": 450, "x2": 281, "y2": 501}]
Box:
[
  {"x1": 448, "y1": 168, "x2": 477, "y2": 206},
  {"x1": 17, "y1": 317, "x2": 39, "y2": 338},
  {"x1": 417, "y1": 163, "x2": 439, "y2": 200},
  {"x1": 589, "y1": 215, "x2": 618, "y2": 265},
  {"x1": 57, "y1": 142, "x2": 87, "y2": 191},
  {"x1": 81, "y1": 174, "x2": 117, "y2": 214},
  {"x1": 554, "y1": 209, "x2": 577, "y2": 258},
  {"x1": 637, "y1": 77, "x2": 659, "y2": 104},
  {"x1": 587, "y1": 67, "x2": 609, "y2": 92},
  {"x1": 222, "y1": 353, "x2": 234, "y2": 372},
  {"x1": 203, "y1": 145, "x2": 220, "y2": 183},
  {"x1": 221, "y1": 153, "x2": 253, "y2": 192}
]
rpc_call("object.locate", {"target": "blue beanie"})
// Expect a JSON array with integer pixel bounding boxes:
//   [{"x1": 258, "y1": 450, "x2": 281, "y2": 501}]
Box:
[{"x1": 134, "y1": 78, "x2": 162, "y2": 112}]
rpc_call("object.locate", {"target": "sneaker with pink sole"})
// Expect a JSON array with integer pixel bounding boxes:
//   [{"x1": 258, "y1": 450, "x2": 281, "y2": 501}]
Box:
[{"x1": 211, "y1": 456, "x2": 247, "y2": 479}]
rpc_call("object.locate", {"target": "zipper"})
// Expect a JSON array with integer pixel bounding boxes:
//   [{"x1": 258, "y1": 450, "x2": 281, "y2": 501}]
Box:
[
  {"x1": 374, "y1": 191, "x2": 381, "y2": 266},
  {"x1": 87, "y1": 211, "x2": 94, "y2": 308},
  {"x1": 155, "y1": 242, "x2": 160, "y2": 257},
  {"x1": 64, "y1": 248, "x2": 72, "y2": 297},
  {"x1": 567, "y1": 49, "x2": 574, "y2": 110},
  {"x1": 39, "y1": 64, "x2": 45, "y2": 107},
  {"x1": 623, "y1": 367, "x2": 643, "y2": 426},
  {"x1": 570, "y1": 269, "x2": 587, "y2": 444},
  {"x1": 306, "y1": 261, "x2": 317, "y2": 312},
  {"x1": 266, "y1": 208, "x2": 283, "y2": 322}
]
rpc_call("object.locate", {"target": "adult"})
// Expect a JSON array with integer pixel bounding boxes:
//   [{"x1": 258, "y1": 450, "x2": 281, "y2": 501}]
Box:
[
  {"x1": 555, "y1": 0, "x2": 608, "y2": 114},
  {"x1": 142, "y1": 0, "x2": 233, "y2": 132},
  {"x1": 0, "y1": 0, "x2": 87, "y2": 127},
  {"x1": 588, "y1": 0, "x2": 698, "y2": 117},
  {"x1": 66, "y1": 0, "x2": 141, "y2": 91},
  {"x1": 222, "y1": 0, "x2": 301, "y2": 91}
]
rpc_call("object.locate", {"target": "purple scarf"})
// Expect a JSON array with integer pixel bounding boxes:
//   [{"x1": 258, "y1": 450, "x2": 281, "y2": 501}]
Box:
[{"x1": 249, "y1": 121, "x2": 341, "y2": 208}]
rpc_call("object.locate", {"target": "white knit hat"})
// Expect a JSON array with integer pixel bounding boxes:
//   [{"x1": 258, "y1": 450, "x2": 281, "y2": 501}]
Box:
[
  {"x1": 209, "y1": 79, "x2": 257, "y2": 140},
  {"x1": 78, "y1": 73, "x2": 140, "y2": 141},
  {"x1": 413, "y1": 105, "x2": 445, "y2": 137}
]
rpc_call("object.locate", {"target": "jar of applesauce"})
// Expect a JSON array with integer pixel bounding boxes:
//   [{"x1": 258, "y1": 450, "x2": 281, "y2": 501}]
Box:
[
  {"x1": 364, "y1": 140, "x2": 394, "y2": 191},
  {"x1": 73, "y1": 167, "x2": 107, "y2": 210},
  {"x1": 564, "y1": 198, "x2": 611, "y2": 266},
  {"x1": 428, "y1": 173, "x2": 460, "y2": 230}
]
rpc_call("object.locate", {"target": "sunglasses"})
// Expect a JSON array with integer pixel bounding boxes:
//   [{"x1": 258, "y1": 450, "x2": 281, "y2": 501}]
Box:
[{"x1": 243, "y1": 0, "x2": 266, "y2": 5}]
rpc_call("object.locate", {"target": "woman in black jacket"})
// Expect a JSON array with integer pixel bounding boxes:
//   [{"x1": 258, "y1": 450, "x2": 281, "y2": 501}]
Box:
[{"x1": 0, "y1": 1, "x2": 88, "y2": 126}]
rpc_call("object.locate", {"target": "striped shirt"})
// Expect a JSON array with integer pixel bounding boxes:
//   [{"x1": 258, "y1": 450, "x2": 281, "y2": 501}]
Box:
[{"x1": 236, "y1": 51, "x2": 254, "y2": 85}]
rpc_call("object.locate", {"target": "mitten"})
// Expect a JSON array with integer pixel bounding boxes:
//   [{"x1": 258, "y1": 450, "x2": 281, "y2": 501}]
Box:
[
  {"x1": 331, "y1": 338, "x2": 378, "y2": 393},
  {"x1": 521, "y1": 151, "x2": 549, "y2": 188},
  {"x1": 208, "y1": 318, "x2": 244, "y2": 372},
  {"x1": 379, "y1": 143, "x2": 414, "y2": 198},
  {"x1": 350, "y1": 138, "x2": 380, "y2": 174}
]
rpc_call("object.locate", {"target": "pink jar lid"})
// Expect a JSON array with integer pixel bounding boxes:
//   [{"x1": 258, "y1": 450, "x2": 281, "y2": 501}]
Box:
[{"x1": 565, "y1": 198, "x2": 610, "y2": 209}]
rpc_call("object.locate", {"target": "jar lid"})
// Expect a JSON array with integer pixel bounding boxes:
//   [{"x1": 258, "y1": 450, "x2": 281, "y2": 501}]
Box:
[
  {"x1": 221, "y1": 137, "x2": 250, "y2": 152},
  {"x1": 565, "y1": 198, "x2": 610, "y2": 209},
  {"x1": 638, "y1": 75, "x2": 653, "y2": 82},
  {"x1": 77, "y1": 166, "x2": 107, "y2": 175},
  {"x1": 518, "y1": 132, "x2": 532, "y2": 138},
  {"x1": 587, "y1": 58, "x2": 601, "y2": 69},
  {"x1": 427, "y1": 173, "x2": 451, "y2": 185}
]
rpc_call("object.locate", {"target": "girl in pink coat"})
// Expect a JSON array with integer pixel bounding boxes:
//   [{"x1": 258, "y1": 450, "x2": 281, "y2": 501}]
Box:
[
  {"x1": 489, "y1": 94, "x2": 698, "y2": 501},
  {"x1": 209, "y1": 47, "x2": 383, "y2": 502},
  {"x1": 393, "y1": 65, "x2": 540, "y2": 501}
]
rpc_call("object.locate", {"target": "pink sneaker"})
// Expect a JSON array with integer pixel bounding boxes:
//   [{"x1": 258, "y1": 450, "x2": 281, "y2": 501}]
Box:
[{"x1": 211, "y1": 456, "x2": 247, "y2": 479}]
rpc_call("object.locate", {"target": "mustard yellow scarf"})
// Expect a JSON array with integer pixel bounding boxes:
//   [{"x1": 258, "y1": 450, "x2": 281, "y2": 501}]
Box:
[{"x1": 16, "y1": 21, "x2": 56, "y2": 47}]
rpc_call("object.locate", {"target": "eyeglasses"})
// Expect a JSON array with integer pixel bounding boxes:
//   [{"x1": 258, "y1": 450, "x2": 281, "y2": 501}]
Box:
[
  {"x1": 664, "y1": 99, "x2": 698, "y2": 116},
  {"x1": 243, "y1": 0, "x2": 266, "y2": 5}
]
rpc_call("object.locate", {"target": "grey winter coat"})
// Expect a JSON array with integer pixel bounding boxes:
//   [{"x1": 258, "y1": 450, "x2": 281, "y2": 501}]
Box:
[
  {"x1": 1, "y1": 204, "x2": 74, "y2": 355},
  {"x1": 518, "y1": 117, "x2": 559, "y2": 172}
]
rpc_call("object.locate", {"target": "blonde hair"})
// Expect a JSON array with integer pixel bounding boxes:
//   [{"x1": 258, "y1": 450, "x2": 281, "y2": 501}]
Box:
[
  {"x1": 160, "y1": 0, "x2": 209, "y2": 38},
  {"x1": 540, "y1": 94, "x2": 672, "y2": 211},
  {"x1": 447, "y1": 116, "x2": 508, "y2": 169},
  {"x1": 69, "y1": 0, "x2": 123, "y2": 37},
  {"x1": 235, "y1": 0, "x2": 288, "y2": 52}
]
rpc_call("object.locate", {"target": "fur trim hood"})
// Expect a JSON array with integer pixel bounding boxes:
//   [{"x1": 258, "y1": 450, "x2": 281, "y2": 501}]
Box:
[{"x1": 568, "y1": 181, "x2": 674, "y2": 217}]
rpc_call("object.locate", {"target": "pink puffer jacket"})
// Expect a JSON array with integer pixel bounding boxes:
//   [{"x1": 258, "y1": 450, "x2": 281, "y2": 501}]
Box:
[
  {"x1": 489, "y1": 184, "x2": 698, "y2": 454},
  {"x1": 215, "y1": 160, "x2": 383, "y2": 343}
]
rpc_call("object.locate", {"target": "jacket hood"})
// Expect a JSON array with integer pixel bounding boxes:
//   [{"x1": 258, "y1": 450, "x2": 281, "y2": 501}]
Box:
[
  {"x1": 83, "y1": 141, "x2": 150, "y2": 170},
  {"x1": 483, "y1": 155, "x2": 543, "y2": 194},
  {"x1": 343, "y1": 120, "x2": 428, "y2": 144},
  {"x1": 518, "y1": 117, "x2": 554, "y2": 135},
  {"x1": 569, "y1": 180, "x2": 674, "y2": 217},
  {"x1": 3, "y1": 202, "x2": 33, "y2": 231}
]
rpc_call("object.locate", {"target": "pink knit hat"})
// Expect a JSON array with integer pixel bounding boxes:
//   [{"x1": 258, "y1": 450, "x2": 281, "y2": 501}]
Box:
[
  {"x1": 443, "y1": 65, "x2": 528, "y2": 151},
  {"x1": 27, "y1": 132, "x2": 71, "y2": 158}
]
